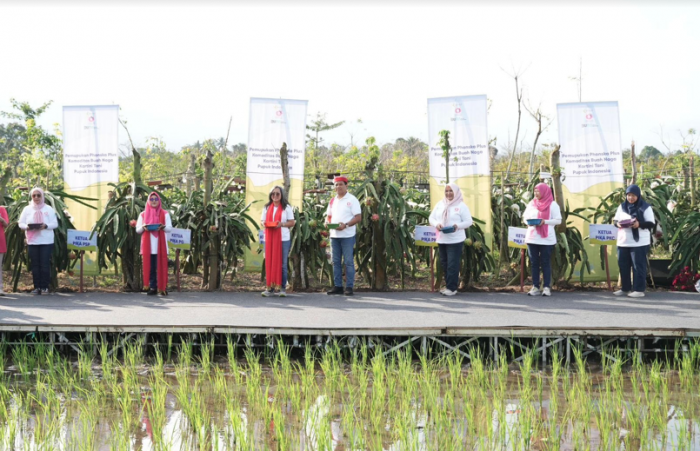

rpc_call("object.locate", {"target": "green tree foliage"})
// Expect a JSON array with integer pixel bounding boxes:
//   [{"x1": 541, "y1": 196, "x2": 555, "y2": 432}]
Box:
[
  {"x1": 639, "y1": 145, "x2": 663, "y2": 161},
  {"x1": 0, "y1": 99, "x2": 63, "y2": 188}
]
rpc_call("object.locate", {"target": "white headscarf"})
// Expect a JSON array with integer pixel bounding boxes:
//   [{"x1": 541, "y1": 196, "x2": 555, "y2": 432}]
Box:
[{"x1": 442, "y1": 183, "x2": 463, "y2": 224}]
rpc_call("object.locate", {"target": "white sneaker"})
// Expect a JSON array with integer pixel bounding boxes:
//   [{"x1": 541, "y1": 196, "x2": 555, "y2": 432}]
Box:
[
  {"x1": 439, "y1": 288, "x2": 447, "y2": 295},
  {"x1": 628, "y1": 291, "x2": 645, "y2": 298},
  {"x1": 261, "y1": 290, "x2": 273, "y2": 297},
  {"x1": 41, "y1": 288, "x2": 50, "y2": 295},
  {"x1": 542, "y1": 287, "x2": 551, "y2": 296},
  {"x1": 277, "y1": 290, "x2": 287, "y2": 297},
  {"x1": 613, "y1": 290, "x2": 628, "y2": 296},
  {"x1": 442, "y1": 289, "x2": 457, "y2": 296},
  {"x1": 528, "y1": 287, "x2": 541, "y2": 296}
]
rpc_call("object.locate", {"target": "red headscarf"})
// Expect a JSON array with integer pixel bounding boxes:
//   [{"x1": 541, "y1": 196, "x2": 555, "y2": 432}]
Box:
[
  {"x1": 533, "y1": 183, "x2": 554, "y2": 238},
  {"x1": 27, "y1": 187, "x2": 46, "y2": 241},
  {"x1": 141, "y1": 192, "x2": 168, "y2": 291}
]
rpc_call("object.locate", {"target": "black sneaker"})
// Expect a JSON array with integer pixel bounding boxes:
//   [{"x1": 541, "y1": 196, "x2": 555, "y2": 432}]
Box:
[
  {"x1": 326, "y1": 286, "x2": 344, "y2": 295},
  {"x1": 147, "y1": 288, "x2": 157, "y2": 296},
  {"x1": 31, "y1": 288, "x2": 41, "y2": 295},
  {"x1": 344, "y1": 287, "x2": 354, "y2": 296}
]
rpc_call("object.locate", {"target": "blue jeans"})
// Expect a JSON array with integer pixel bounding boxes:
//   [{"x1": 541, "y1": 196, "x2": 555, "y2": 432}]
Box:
[
  {"x1": 331, "y1": 237, "x2": 355, "y2": 288},
  {"x1": 528, "y1": 243, "x2": 554, "y2": 289},
  {"x1": 281, "y1": 240, "x2": 291, "y2": 288},
  {"x1": 28, "y1": 244, "x2": 53, "y2": 290},
  {"x1": 617, "y1": 245, "x2": 649, "y2": 292},
  {"x1": 438, "y1": 242, "x2": 463, "y2": 292}
]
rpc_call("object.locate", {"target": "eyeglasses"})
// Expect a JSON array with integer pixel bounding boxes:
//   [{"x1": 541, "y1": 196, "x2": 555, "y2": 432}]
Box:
[
  {"x1": 271, "y1": 193, "x2": 281, "y2": 197},
  {"x1": 149, "y1": 198, "x2": 159, "y2": 202},
  {"x1": 32, "y1": 194, "x2": 42, "y2": 198}
]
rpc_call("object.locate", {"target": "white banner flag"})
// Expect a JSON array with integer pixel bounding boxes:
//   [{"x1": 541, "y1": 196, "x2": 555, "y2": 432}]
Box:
[
  {"x1": 557, "y1": 102, "x2": 623, "y2": 194},
  {"x1": 244, "y1": 98, "x2": 308, "y2": 271},
  {"x1": 63, "y1": 105, "x2": 119, "y2": 191},
  {"x1": 246, "y1": 98, "x2": 308, "y2": 187},
  {"x1": 427, "y1": 95, "x2": 489, "y2": 180}
]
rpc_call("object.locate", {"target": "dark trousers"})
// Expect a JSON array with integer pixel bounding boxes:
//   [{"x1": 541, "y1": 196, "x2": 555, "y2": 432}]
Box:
[
  {"x1": 28, "y1": 244, "x2": 53, "y2": 290},
  {"x1": 528, "y1": 243, "x2": 554, "y2": 289},
  {"x1": 438, "y1": 242, "x2": 463, "y2": 292},
  {"x1": 149, "y1": 254, "x2": 158, "y2": 290},
  {"x1": 617, "y1": 245, "x2": 649, "y2": 292}
]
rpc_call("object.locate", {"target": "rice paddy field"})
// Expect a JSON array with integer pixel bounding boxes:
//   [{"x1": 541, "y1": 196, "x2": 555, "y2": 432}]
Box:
[{"x1": 0, "y1": 338, "x2": 699, "y2": 450}]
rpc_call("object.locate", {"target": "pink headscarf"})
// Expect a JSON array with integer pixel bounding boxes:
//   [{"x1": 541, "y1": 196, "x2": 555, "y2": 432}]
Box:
[
  {"x1": 442, "y1": 183, "x2": 464, "y2": 224},
  {"x1": 533, "y1": 183, "x2": 554, "y2": 238},
  {"x1": 144, "y1": 192, "x2": 163, "y2": 229},
  {"x1": 27, "y1": 187, "x2": 46, "y2": 240}
]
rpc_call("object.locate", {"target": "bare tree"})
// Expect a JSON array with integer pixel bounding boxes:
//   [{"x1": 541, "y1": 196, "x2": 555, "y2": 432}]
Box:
[
  {"x1": 501, "y1": 63, "x2": 529, "y2": 180},
  {"x1": 523, "y1": 100, "x2": 553, "y2": 177}
]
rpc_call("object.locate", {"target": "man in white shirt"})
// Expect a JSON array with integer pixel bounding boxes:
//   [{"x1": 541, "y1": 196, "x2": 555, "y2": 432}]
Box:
[{"x1": 325, "y1": 176, "x2": 362, "y2": 296}]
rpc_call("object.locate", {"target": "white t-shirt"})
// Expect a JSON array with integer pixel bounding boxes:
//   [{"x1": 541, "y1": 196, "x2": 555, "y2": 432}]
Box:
[
  {"x1": 428, "y1": 201, "x2": 473, "y2": 244},
  {"x1": 136, "y1": 211, "x2": 173, "y2": 254},
  {"x1": 260, "y1": 204, "x2": 295, "y2": 242},
  {"x1": 614, "y1": 205, "x2": 655, "y2": 247},
  {"x1": 523, "y1": 202, "x2": 562, "y2": 246},
  {"x1": 18, "y1": 204, "x2": 58, "y2": 245},
  {"x1": 325, "y1": 193, "x2": 362, "y2": 238}
]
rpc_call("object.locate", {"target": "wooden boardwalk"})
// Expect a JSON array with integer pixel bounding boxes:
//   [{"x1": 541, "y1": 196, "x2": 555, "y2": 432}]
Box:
[{"x1": 1, "y1": 290, "x2": 698, "y2": 337}]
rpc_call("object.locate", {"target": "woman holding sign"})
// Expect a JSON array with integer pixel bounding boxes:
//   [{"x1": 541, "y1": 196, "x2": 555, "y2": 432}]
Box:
[
  {"x1": 260, "y1": 186, "x2": 295, "y2": 297},
  {"x1": 523, "y1": 183, "x2": 561, "y2": 296},
  {"x1": 18, "y1": 188, "x2": 58, "y2": 295},
  {"x1": 136, "y1": 192, "x2": 172, "y2": 296},
  {"x1": 429, "y1": 183, "x2": 473, "y2": 296},
  {"x1": 613, "y1": 184, "x2": 655, "y2": 298},
  {"x1": 0, "y1": 203, "x2": 6, "y2": 296}
]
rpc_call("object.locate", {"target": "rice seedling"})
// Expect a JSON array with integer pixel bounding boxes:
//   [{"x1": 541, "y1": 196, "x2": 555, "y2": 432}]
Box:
[{"x1": 0, "y1": 337, "x2": 698, "y2": 450}]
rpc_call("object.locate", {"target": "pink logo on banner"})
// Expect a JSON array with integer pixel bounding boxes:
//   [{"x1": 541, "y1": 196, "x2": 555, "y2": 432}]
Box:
[
  {"x1": 88, "y1": 116, "x2": 95, "y2": 122},
  {"x1": 455, "y1": 108, "x2": 461, "y2": 114},
  {"x1": 276, "y1": 111, "x2": 283, "y2": 117},
  {"x1": 586, "y1": 113, "x2": 593, "y2": 120}
]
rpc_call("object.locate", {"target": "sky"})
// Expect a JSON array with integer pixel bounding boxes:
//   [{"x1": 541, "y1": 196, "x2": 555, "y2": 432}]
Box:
[{"x1": 1, "y1": 2, "x2": 699, "y2": 156}]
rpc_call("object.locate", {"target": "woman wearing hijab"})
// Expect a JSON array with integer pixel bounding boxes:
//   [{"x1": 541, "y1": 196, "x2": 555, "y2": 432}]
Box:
[
  {"x1": 429, "y1": 183, "x2": 473, "y2": 296},
  {"x1": 613, "y1": 184, "x2": 655, "y2": 298},
  {"x1": 136, "y1": 192, "x2": 173, "y2": 295},
  {"x1": 523, "y1": 183, "x2": 562, "y2": 296},
  {"x1": 260, "y1": 186, "x2": 296, "y2": 297},
  {"x1": 0, "y1": 202, "x2": 8, "y2": 296},
  {"x1": 18, "y1": 188, "x2": 59, "y2": 295}
]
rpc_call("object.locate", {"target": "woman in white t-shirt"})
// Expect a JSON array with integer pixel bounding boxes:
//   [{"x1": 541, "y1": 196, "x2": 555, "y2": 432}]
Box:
[
  {"x1": 428, "y1": 183, "x2": 473, "y2": 296},
  {"x1": 523, "y1": 183, "x2": 562, "y2": 297},
  {"x1": 260, "y1": 186, "x2": 296, "y2": 297},
  {"x1": 613, "y1": 184, "x2": 655, "y2": 298},
  {"x1": 18, "y1": 187, "x2": 58, "y2": 295}
]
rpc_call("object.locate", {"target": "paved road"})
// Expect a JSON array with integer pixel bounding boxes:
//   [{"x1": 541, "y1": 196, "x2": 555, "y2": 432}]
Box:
[{"x1": 1, "y1": 290, "x2": 699, "y2": 332}]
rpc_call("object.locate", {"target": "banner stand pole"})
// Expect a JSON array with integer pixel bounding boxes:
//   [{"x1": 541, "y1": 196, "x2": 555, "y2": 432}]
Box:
[
  {"x1": 430, "y1": 247, "x2": 435, "y2": 292},
  {"x1": 79, "y1": 251, "x2": 85, "y2": 293},
  {"x1": 520, "y1": 249, "x2": 525, "y2": 292},
  {"x1": 603, "y1": 245, "x2": 612, "y2": 291},
  {"x1": 176, "y1": 249, "x2": 181, "y2": 292}
]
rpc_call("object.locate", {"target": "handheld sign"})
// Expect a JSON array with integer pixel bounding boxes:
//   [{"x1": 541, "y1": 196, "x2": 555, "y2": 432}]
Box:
[
  {"x1": 507, "y1": 227, "x2": 528, "y2": 249},
  {"x1": 589, "y1": 224, "x2": 618, "y2": 245},
  {"x1": 167, "y1": 228, "x2": 191, "y2": 250},
  {"x1": 67, "y1": 230, "x2": 97, "y2": 252},
  {"x1": 414, "y1": 226, "x2": 438, "y2": 247}
]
